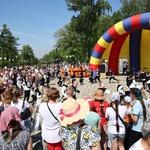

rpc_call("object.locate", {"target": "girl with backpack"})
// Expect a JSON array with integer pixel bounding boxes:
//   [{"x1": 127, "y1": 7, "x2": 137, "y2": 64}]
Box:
[{"x1": 93, "y1": 89, "x2": 109, "y2": 150}]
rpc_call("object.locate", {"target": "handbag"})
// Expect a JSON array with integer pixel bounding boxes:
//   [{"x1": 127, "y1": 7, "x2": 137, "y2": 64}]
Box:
[
  {"x1": 111, "y1": 106, "x2": 127, "y2": 128},
  {"x1": 76, "y1": 124, "x2": 84, "y2": 150},
  {"x1": 20, "y1": 100, "x2": 31, "y2": 120},
  {"x1": 47, "y1": 102, "x2": 59, "y2": 122}
]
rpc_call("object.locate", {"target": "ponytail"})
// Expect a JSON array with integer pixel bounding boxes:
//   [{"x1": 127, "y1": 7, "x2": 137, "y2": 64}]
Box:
[
  {"x1": 140, "y1": 100, "x2": 147, "y2": 122},
  {"x1": 115, "y1": 100, "x2": 119, "y2": 133},
  {"x1": 131, "y1": 88, "x2": 147, "y2": 122},
  {"x1": 99, "y1": 101, "x2": 105, "y2": 116}
]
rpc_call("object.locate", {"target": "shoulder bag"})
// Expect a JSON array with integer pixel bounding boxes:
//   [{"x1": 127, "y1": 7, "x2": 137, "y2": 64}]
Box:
[
  {"x1": 76, "y1": 124, "x2": 84, "y2": 150},
  {"x1": 20, "y1": 100, "x2": 31, "y2": 120},
  {"x1": 47, "y1": 102, "x2": 59, "y2": 122},
  {"x1": 111, "y1": 106, "x2": 127, "y2": 128}
]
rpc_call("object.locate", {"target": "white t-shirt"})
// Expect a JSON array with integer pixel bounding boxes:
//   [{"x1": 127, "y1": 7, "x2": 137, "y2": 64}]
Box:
[
  {"x1": 11, "y1": 99, "x2": 30, "y2": 114},
  {"x1": 105, "y1": 105, "x2": 127, "y2": 134},
  {"x1": 129, "y1": 139, "x2": 144, "y2": 150},
  {"x1": 39, "y1": 102, "x2": 62, "y2": 143}
]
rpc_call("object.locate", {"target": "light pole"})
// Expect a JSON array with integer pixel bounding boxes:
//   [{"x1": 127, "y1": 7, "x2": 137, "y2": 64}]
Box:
[{"x1": 66, "y1": 55, "x2": 68, "y2": 62}]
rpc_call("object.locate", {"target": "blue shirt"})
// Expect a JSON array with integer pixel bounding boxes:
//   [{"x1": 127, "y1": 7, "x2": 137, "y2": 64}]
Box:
[
  {"x1": 131, "y1": 99, "x2": 148, "y2": 132},
  {"x1": 84, "y1": 111, "x2": 101, "y2": 127}
]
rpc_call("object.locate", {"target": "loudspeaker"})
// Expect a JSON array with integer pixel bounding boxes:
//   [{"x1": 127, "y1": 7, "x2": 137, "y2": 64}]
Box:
[{"x1": 100, "y1": 64, "x2": 105, "y2": 73}]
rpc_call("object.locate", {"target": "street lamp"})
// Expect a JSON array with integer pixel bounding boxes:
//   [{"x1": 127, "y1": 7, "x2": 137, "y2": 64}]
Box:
[
  {"x1": 66, "y1": 55, "x2": 68, "y2": 62},
  {"x1": 66, "y1": 55, "x2": 72, "y2": 63}
]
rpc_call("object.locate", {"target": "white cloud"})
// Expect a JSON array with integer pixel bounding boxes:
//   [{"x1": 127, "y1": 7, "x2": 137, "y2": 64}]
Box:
[
  {"x1": 12, "y1": 30, "x2": 55, "y2": 44},
  {"x1": 40, "y1": 30, "x2": 55, "y2": 34}
]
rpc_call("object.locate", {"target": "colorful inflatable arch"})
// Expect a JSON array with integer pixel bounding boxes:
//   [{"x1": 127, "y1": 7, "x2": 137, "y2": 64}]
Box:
[{"x1": 90, "y1": 12, "x2": 150, "y2": 75}]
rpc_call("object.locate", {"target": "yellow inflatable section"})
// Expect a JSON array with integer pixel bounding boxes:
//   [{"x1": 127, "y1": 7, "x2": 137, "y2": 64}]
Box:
[{"x1": 140, "y1": 29, "x2": 150, "y2": 72}]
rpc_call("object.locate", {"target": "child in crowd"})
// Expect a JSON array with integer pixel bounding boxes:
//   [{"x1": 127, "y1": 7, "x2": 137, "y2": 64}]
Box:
[
  {"x1": 98, "y1": 81, "x2": 111, "y2": 95},
  {"x1": 16, "y1": 76, "x2": 23, "y2": 89},
  {"x1": 89, "y1": 69, "x2": 94, "y2": 84},
  {"x1": 84, "y1": 96, "x2": 101, "y2": 134},
  {"x1": 65, "y1": 86, "x2": 74, "y2": 99},
  {"x1": 105, "y1": 92, "x2": 127, "y2": 150},
  {"x1": 61, "y1": 77, "x2": 70, "y2": 102},
  {"x1": 93, "y1": 89, "x2": 109, "y2": 150},
  {"x1": 72, "y1": 79, "x2": 80, "y2": 100},
  {"x1": 31, "y1": 83, "x2": 39, "y2": 106},
  {"x1": 117, "y1": 79, "x2": 125, "y2": 102},
  {"x1": 57, "y1": 73, "x2": 63, "y2": 87},
  {"x1": 79, "y1": 72, "x2": 84, "y2": 85},
  {"x1": 95, "y1": 68, "x2": 101, "y2": 83},
  {"x1": 22, "y1": 76, "x2": 32, "y2": 102},
  {"x1": 123, "y1": 95, "x2": 133, "y2": 150},
  {"x1": 109, "y1": 69, "x2": 117, "y2": 83},
  {"x1": 70, "y1": 72, "x2": 76, "y2": 83}
]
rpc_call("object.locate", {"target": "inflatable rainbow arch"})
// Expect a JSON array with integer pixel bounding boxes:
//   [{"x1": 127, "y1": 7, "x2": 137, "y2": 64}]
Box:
[{"x1": 90, "y1": 12, "x2": 150, "y2": 75}]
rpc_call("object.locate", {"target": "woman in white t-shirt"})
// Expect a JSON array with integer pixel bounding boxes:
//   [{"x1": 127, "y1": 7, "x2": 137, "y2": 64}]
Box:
[
  {"x1": 10, "y1": 87, "x2": 33, "y2": 130},
  {"x1": 105, "y1": 92, "x2": 127, "y2": 150},
  {"x1": 39, "y1": 87, "x2": 62, "y2": 150}
]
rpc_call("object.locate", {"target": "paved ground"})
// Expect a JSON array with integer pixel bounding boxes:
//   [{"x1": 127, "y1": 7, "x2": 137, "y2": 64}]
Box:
[
  {"x1": 53, "y1": 75, "x2": 150, "y2": 101},
  {"x1": 31, "y1": 75, "x2": 150, "y2": 149}
]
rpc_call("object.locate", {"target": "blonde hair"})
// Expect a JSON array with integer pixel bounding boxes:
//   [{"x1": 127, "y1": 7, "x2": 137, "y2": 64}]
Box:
[
  {"x1": 2, "y1": 87, "x2": 13, "y2": 104},
  {"x1": 12, "y1": 87, "x2": 22, "y2": 103},
  {"x1": 41, "y1": 86, "x2": 49, "y2": 102},
  {"x1": 66, "y1": 86, "x2": 74, "y2": 97},
  {"x1": 47, "y1": 87, "x2": 60, "y2": 102}
]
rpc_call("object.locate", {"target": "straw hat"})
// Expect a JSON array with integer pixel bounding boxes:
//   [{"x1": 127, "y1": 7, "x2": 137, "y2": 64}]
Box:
[
  {"x1": 93, "y1": 89, "x2": 106, "y2": 100},
  {"x1": 58, "y1": 98, "x2": 89, "y2": 126}
]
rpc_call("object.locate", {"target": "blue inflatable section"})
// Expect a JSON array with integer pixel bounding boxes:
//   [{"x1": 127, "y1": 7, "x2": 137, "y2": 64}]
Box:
[{"x1": 130, "y1": 29, "x2": 142, "y2": 73}]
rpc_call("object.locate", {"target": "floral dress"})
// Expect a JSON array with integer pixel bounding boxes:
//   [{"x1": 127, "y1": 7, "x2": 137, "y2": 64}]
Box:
[
  {"x1": 59, "y1": 124, "x2": 101, "y2": 150},
  {"x1": 0, "y1": 130, "x2": 30, "y2": 150}
]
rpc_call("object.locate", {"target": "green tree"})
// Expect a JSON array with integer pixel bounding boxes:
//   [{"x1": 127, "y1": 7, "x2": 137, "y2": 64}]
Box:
[
  {"x1": 120, "y1": 0, "x2": 150, "y2": 18},
  {"x1": 54, "y1": 24, "x2": 80, "y2": 63},
  {"x1": 0, "y1": 24, "x2": 19, "y2": 67},
  {"x1": 66, "y1": 0, "x2": 111, "y2": 61},
  {"x1": 20, "y1": 45, "x2": 37, "y2": 65}
]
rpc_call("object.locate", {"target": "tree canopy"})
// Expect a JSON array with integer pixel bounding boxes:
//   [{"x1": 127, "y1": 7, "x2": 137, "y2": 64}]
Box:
[{"x1": 0, "y1": 24, "x2": 38, "y2": 67}]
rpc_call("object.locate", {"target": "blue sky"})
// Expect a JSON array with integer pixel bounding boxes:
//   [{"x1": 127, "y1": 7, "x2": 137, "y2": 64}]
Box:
[{"x1": 0, "y1": 0, "x2": 122, "y2": 59}]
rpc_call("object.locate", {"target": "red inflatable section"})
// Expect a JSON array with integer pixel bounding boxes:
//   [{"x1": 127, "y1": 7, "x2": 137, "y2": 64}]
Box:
[
  {"x1": 94, "y1": 43, "x2": 106, "y2": 53},
  {"x1": 108, "y1": 26, "x2": 120, "y2": 39},
  {"x1": 131, "y1": 14, "x2": 142, "y2": 30},
  {"x1": 108, "y1": 33, "x2": 129, "y2": 74}
]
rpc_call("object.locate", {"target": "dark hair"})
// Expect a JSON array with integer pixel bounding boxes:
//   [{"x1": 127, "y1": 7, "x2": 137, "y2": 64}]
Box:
[
  {"x1": 72, "y1": 79, "x2": 76, "y2": 83},
  {"x1": 115, "y1": 100, "x2": 119, "y2": 133},
  {"x1": 130, "y1": 88, "x2": 147, "y2": 122},
  {"x1": 99, "y1": 101, "x2": 105, "y2": 117},
  {"x1": 47, "y1": 87, "x2": 60, "y2": 101}
]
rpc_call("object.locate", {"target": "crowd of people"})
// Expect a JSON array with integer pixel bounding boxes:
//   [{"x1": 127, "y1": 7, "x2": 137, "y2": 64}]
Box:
[{"x1": 0, "y1": 64, "x2": 150, "y2": 150}]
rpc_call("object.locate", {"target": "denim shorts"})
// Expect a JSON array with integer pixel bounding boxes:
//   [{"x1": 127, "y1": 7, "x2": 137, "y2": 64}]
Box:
[{"x1": 108, "y1": 132, "x2": 125, "y2": 140}]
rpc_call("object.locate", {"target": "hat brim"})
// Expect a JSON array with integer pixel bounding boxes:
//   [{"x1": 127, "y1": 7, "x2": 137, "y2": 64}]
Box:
[
  {"x1": 93, "y1": 94, "x2": 106, "y2": 100},
  {"x1": 58, "y1": 99, "x2": 89, "y2": 126}
]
